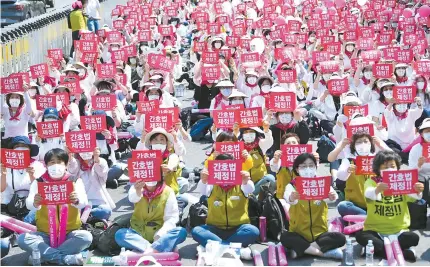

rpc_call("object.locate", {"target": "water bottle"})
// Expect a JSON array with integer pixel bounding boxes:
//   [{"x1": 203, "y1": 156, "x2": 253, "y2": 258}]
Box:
[
  {"x1": 366, "y1": 240, "x2": 374, "y2": 266},
  {"x1": 32, "y1": 248, "x2": 41, "y2": 266},
  {"x1": 345, "y1": 238, "x2": 354, "y2": 266},
  {"x1": 188, "y1": 173, "x2": 195, "y2": 192},
  {"x1": 119, "y1": 247, "x2": 128, "y2": 266}
]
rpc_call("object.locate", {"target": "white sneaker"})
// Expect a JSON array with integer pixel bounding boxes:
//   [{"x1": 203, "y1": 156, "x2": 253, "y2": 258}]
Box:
[
  {"x1": 63, "y1": 253, "x2": 84, "y2": 266},
  {"x1": 240, "y1": 247, "x2": 253, "y2": 260},
  {"x1": 323, "y1": 248, "x2": 343, "y2": 260}
]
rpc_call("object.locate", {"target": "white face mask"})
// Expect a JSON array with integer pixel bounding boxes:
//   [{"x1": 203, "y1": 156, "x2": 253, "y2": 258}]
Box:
[
  {"x1": 221, "y1": 88, "x2": 232, "y2": 97},
  {"x1": 172, "y1": 21, "x2": 177, "y2": 26},
  {"x1": 395, "y1": 104, "x2": 408, "y2": 113},
  {"x1": 383, "y1": 90, "x2": 393, "y2": 99},
  {"x1": 15, "y1": 147, "x2": 29, "y2": 151},
  {"x1": 111, "y1": 46, "x2": 119, "y2": 51},
  {"x1": 145, "y1": 181, "x2": 158, "y2": 187},
  {"x1": 28, "y1": 89, "x2": 37, "y2": 97},
  {"x1": 261, "y1": 84, "x2": 271, "y2": 93},
  {"x1": 78, "y1": 69, "x2": 86, "y2": 76},
  {"x1": 48, "y1": 164, "x2": 66, "y2": 179},
  {"x1": 154, "y1": 82, "x2": 162, "y2": 87},
  {"x1": 148, "y1": 94, "x2": 159, "y2": 101},
  {"x1": 130, "y1": 58, "x2": 137, "y2": 65},
  {"x1": 214, "y1": 42, "x2": 222, "y2": 49},
  {"x1": 345, "y1": 45, "x2": 355, "y2": 52},
  {"x1": 396, "y1": 69, "x2": 406, "y2": 77},
  {"x1": 243, "y1": 133, "x2": 256, "y2": 143},
  {"x1": 231, "y1": 100, "x2": 243, "y2": 105},
  {"x1": 423, "y1": 133, "x2": 430, "y2": 142},
  {"x1": 363, "y1": 72, "x2": 373, "y2": 80},
  {"x1": 323, "y1": 74, "x2": 331, "y2": 81},
  {"x1": 247, "y1": 77, "x2": 257, "y2": 84},
  {"x1": 355, "y1": 143, "x2": 372, "y2": 156},
  {"x1": 279, "y1": 113, "x2": 293, "y2": 124},
  {"x1": 44, "y1": 118, "x2": 57, "y2": 122},
  {"x1": 298, "y1": 167, "x2": 317, "y2": 178},
  {"x1": 9, "y1": 99, "x2": 21, "y2": 108},
  {"x1": 152, "y1": 144, "x2": 167, "y2": 151},
  {"x1": 417, "y1": 82, "x2": 425, "y2": 90},
  {"x1": 299, "y1": 43, "x2": 306, "y2": 49},
  {"x1": 80, "y1": 152, "x2": 93, "y2": 161}
]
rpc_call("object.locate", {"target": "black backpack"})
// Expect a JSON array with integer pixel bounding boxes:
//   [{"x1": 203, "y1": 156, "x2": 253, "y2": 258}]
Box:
[
  {"x1": 96, "y1": 213, "x2": 131, "y2": 256},
  {"x1": 261, "y1": 185, "x2": 288, "y2": 241},
  {"x1": 316, "y1": 135, "x2": 335, "y2": 163},
  {"x1": 187, "y1": 200, "x2": 208, "y2": 228},
  {"x1": 408, "y1": 199, "x2": 428, "y2": 229},
  {"x1": 248, "y1": 194, "x2": 263, "y2": 228}
]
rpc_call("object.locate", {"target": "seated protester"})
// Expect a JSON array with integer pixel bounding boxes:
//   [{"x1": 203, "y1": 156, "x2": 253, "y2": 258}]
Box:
[
  {"x1": 209, "y1": 79, "x2": 235, "y2": 112},
  {"x1": 384, "y1": 97, "x2": 423, "y2": 164},
  {"x1": 205, "y1": 131, "x2": 254, "y2": 172},
  {"x1": 36, "y1": 108, "x2": 66, "y2": 161},
  {"x1": 137, "y1": 128, "x2": 184, "y2": 195},
  {"x1": 72, "y1": 62, "x2": 96, "y2": 101},
  {"x1": 240, "y1": 125, "x2": 275, "y2": 196},
  {"x1": 50, "y1": 84, "x2": 81, "y2": 132},
  {"x1": 148, "y1": 74, "x2": 175, "y2": 103},
  {"x1": 114, "y1": 177, "x2": 186, "y2": 254},
  {"x1": 92, "y1": 110, "x2": 117, "y2": 166},
  {"x1": 228, "y1": 89, "x2": 248, "y2": 108},
  {"x1": 409, "y1": 118, "x2": 430, "y2": 186},
  {"x1": 249, "y1": 76, "x2": 274, "y2": 109},
  {"x1": 1, "y1": 136, "x2": 45, "y2": 223},
  {"x1": 355, "y1": 150, "x2": 423, "y2": 262},
  {"x1": 68, "y1": 147, "x2": 115, "y2": 220},
  {"x1": 18, "y1": 148, "x2": 92, "y2": 266},
  {"x1": 1, "y1": 90, "x2": 36, "y2": 147},
  {"x1": 192, "y1": 154, "x2": 259, "y2": 256},
  {"x1": 280, "y1": 153, "x2": 346, "y2": 260},
  {"x1": 394, "y1": 63, "x2": 415, "y2": 86}
]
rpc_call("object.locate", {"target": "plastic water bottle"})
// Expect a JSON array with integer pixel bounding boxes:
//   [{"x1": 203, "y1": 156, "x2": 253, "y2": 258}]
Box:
[
  {"x1": 188, "y1": 173, "x2": 195, "y2": 192},
  {"x1": 366, "y1": 240, "x2": 374, "y2": 266},
  {"x1": 32, "y1": 248, "x2": 41, "y2": 266},
  {"x1": 345, "y1": 238, "x2": 354, "y2": 266},
  {"x1": 119, "y1": 247, "x2": 128, "y2": 266}
]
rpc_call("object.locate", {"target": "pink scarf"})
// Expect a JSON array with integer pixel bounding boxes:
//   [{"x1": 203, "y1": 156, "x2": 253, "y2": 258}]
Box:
[
  {"x1": 9, "y1": 106, "x2": 23, "y2": 121},
  {"x1": 275, "y1": 121, "x2": 297, "y2": 132},
  {"x1": 142, "y1": 183, "x2": 166, "y2": 201},
  {"x1": 41, "y1": 171, "x2": 70, "y2": 183},
  {"x1": 396, "y1": 76, "x2": 408, "y2": 84},
  {"x1": 361, "y1": 77, "x2": 371, "y2": 85},
  {"x1": 244, "y1": 138, "x2": 261, "y2": 152},
  {"x1": 393, "y1": 108, "x2": 408, "y2": 120}
]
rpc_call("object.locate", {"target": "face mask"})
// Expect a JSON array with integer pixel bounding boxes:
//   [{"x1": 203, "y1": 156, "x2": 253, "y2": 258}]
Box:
[
  {"x1": 392, "y1": 23, "x2": 398, "y2": 28},
  {"x1": 78, "y1": 69, "x2": 85, "y2": 76},
  {"x1": 298, "y1": 167, "x2": 317, "y2": 178},
  {"x1": 363, "y1": 72, "x2": 373, "y2": 80},
  {"x1": 154, "y1": 82, "x2": 162, "y2": 87},
  {"x1": 214, "y1": 42, "x2": 222, "y2": 49},
  {"x1": 309, "y1": 36, "x2": 316, "y2": 43},
  {"x1": 152, "y1": 144, "x2": 167, "y2": 151},
  {"x1": 417, "y1": 82, "x2": 425, "y2": 90},
  {"x1": 231, "y1": 100, "x2": 243, "y2": 105},
  {"x1": 247, "y1": 77, "x2": 257, "y2": 84},
  {"x1": 396, "y1": 69, "x2": 406, "y2": 77},
  {"x1": 148, "y1": 94, "x2": 159, "y2": 101},
  {"x1": 383, "y1": 90, "x2": 393, "y2": 99},
  {"x1": 355, "y1": 143, "x2": 371, "y2": 156},
  {"x1": 275, "y1": 43, "x2": 283, "y2": 49},
  {"x1": 345, "y1": 45, "x2": 355, "y2": 52},
  {"x1": 261, "y1": 84, "x2": 271, "y2": 93},
  {"x1": 322, "y1": 74, "x2": 331, "y2": 81},
  {"x1": 28, "y1": 89, "x2": 37, "y2": 97},
  {"x1": 130, "y1": 58, "x2": 137, "y2": 65},
  {"x1": 395, "y1": 104, "x2": 407, "y2": 113},
  {"x1": 44, "y1": 118, "x2": 57, "y2": 122},
  {"x1": 80, "y1": 152, "x2": 93, "y2": 161},
  {"x1": 111, "y1": 46, "x2": 119, "y2": 51},
  {"x1": 243, "y1": 133, "x2": 256, "y2": 143},
  {"x1": 145, "y1": 181, "x2": 158, "y2": 187},
  {"x1": 9, "y1": 99, "x2": 20, "y2": 108},
  {"x1": 48, "y1": 164, "x2": 66, "y2": 179},
  {"x1": 221, "y1": 88, "x2": 232, "y2": 97},
  {"x1": 423, "y1": 133, "x2": 430, "y2": 142},
  {"x1": 172, "y1": 21, "x2": 177, "y2": 26},
  {"x1": 299, "y1": 43, "x2": 306, "y2": 49},
  {"x1": 279, "y1": 113, "x2": 293, "y2": 124},
  {"x1": 15, "y1": 147, "x2": 29, "y2": 151}
]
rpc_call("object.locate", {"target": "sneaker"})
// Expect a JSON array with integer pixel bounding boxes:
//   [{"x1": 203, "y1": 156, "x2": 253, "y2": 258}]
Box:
[
  {"x1": 106, "y1": 179, "x2": 118, "y2": 189},
  {"x1": 63, "y1": 253, "x2": 84, "y2": 266},
  {"x1": 240, "y1": 247, "x2": 253, "y2": 261},
  {"x1": 403, "y1": 248, "x2": 417, "y2": 262},
  {"x1": 323, "y1": 248, "x2": 343, "y2": 260}
]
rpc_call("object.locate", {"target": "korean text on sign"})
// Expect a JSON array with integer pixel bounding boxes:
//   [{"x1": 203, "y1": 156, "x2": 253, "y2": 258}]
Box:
[
  {"x1": 128, "y1": 157, "x2": 162, "y2": 183},
  {"x1": 1, "y1": 149, "x2": 30, "y2": 169},
  {"x1": 347, "y1": 123, "x2": 374, "y2": 138},
  {"x1": 343, "y1": 105, "x2": 368, "y2": 120},
  {"x1": 91, "y1": 94, "x2": 117, "y2": 111},
  {"x1": 296, "y1": 176, "x2": 331, "y2": 200},
  {"x1": 382, "y1": 169, "x2": 418, "y2": 196},
  {"x1": 355, "y1": 156, "x2": 375, "y2": 175},
  {"x1": 238, "y1": 108, "x2": 262, "y2": 128},
  {"x1": 393, "y1": 86, "x2": 416, "y2": 103},
  {"x1": 422, "y1": 143, "x2": 430, "y2": 162},
  {"x1": 1, "y1": 76, "x2": 23, "y2": 93},
  {"x1": 207, "y1": 160, "x2": 242, "y2": 186},
  {"x1": 65, "y1": 130, "x2": 96, "y2": 153},
  {"x1": 37, "y1": 121, "x2": 64, "y2": 138},
  {"x1": 96, "y1": 64, "x2": 117, "y2": 78},
  {"x1": 80, "y1": 115, "x2": 107, "y2": 133},
  {"x1": 36, "y1": 95, "x2": 57, "y2": 111},
  {"x1": 131, "y1": 150, "x2": 161, "y2": 160},
  {"x1": 145, "y1": 113, "x2": 173, "y2": 132},
  {"x1": 136, "y1": 100, "x2": 160, "y2": 113},
  {"x1": 268, "y1": 92, "x2": 296, "y2": 112},
  {"x1": 281, "y1": 144, "x2": 312, "y2": 167},
  {"x1": 213, "y1": 110, "x2": 238, "y2": 128},
  {"x1": 215, "y1": 142, "x2": 244, "y2": 160},
  {"x1": 38, "y1": 181, "x2": 73, "y2": 205},
  {"x1": 30, "y1": 63, "x2": 49, "y2": 79},
  {"x1": 327, "y1": 78, "x2": 349, "y2": 96}
]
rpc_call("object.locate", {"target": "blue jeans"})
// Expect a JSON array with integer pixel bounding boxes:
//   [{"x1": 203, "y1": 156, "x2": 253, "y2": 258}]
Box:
[
  {"x1": 90, "y1": 204, "x2": 112, "y2": 220},
  {"x1": 115, "y1": 227, "x2": 187, "y2": 253},
  {"x1": 1, "y1": 238, "x2": 10, "y2": 258},
  {"x1": 17, "y1": 230, "x2": 92, "y2": 265},
  {"x1": 23, "y1": 210, "x2": 36, "y2": 225},
  {"x1": 253, "y1": 174, "x2": 276, "y2": 195},
  {"x1": 191, "y1": 224, "x2": 259, "y2": 247},
  {"x1": 87, "y1": 19, "x2": 100, "y2": 32},
  {"x1": 337, "y1": 201, "x2": 367, "y2": 217}
]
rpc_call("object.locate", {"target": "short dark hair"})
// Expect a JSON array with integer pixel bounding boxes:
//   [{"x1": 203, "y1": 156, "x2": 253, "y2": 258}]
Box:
[
  {"x1": 215, "y1": 131, "x2": 238, "y2": 143},
  {"x1": 44, "y1": 148, "x2": 69, "y2": 165},
  {"x1": 350, "y1": 133, "x2": 375, "y2": 155},
  {"x1": 281, "y1": 133, "x2": 300, "y2": 144},
  {"x1": 215, "y1": 153, "x2": 234, "y2": 160},
  {"x1": 372, "y1": 150, "x2": 401, "y2": 176},
  {"x1": 292, "y1": 153, "x2": 317, "y2": 176}
]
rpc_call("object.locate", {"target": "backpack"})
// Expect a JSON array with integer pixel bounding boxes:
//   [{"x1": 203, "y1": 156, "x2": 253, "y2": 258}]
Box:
[
  {"x1": 81, "y1": 223, "x2": 105, "y2": 251},
  {"x1": 96, "y1": 213, "x2": 131, "y2": 256},
  {"x1": 190, "y1": 117, "x2": 213, "y2": 141},
  {"x1": 180, "y1": 107, "x2": 192, "y2": 131},
  {"x1": 247, "y1": 194, "x2": 263, "y2": 228},
  {"x1": 261, "y1": 185, "x2": 288, "y2": 241},
  {"x1": 316, "y1": 135, "x2": 335, "y2": 163},
  {"x1": 408, "y1": 199, "x2": 427, "y2": 229},
  {"x1": 307, "y1": 113, "x2": 321, "y2": 139},
  {"x1": 187, "y1": 199, "x2": 208, "y2": 228}
]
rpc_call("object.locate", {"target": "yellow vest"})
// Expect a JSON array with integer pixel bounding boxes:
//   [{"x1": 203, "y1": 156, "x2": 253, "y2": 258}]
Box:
[
  {"x1": 36, "y1": 182, "x2": 81, "y2": 234},
  {"x1": 163, "y1": 158, "x2": 181, "y2": 195},
  {"x1": 363, "y1": 179, "x2": 414, "y2": 235},
  {"x1": 249, "y1": 149, "x2": 267, "y2": 184},
  {"x1": 207, "y1": 185, "x2": 250, "y2": 230},
  {"x1": 130, "y1": 186, "x2": 172, "y2": 242},
  {"x1": 276, "y1": 167, "x2": 295, "y2": 199},
  {"x1": 345, "y1": 159, "x2": 371, "y2": 210},
  {"x1": 289, "y1": 182, "x2": 328, "y2": 242}
]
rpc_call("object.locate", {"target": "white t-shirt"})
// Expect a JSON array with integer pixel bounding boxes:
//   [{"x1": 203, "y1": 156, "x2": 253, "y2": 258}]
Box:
[{"x1": 85, "y1": 0, "x2": 100, "y2": 19}]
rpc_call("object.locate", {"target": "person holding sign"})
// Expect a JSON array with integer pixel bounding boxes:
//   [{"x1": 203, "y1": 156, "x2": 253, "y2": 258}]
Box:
[
  {"x1": 355, "y1": 151, "x2": 424, "y2": 263},
  {"x1": 208, "y1": 80, "x2": 235, "y2": 112},
  {"x1": 394, "y1": 63, "x2": 414, "y2": 86},
  {"x1": 280, "y1": 153, "x2": 345, "y2": 260},
  {"x1": 367, "y1": 80, "x2": 395, "y2": 131},
  {"x1": 68, "y1": 147, "x2": 115, "y2": 220},
  {"x1": 384, "y1": 96, "x2": 423, "y2": 164},
  {"x1": 36, "y1": 108, "x2": 66, "y2": 161},
  {"x1": 192, "y1": 154, "x2": 259, "y2": 257},
  {"x1": 409, "y1": 119, "x2": 430, "y2": 182},
  {"x1": 18, "y1": 148, "x2": 92, "y2": 266},
  {"x1": 114, "y1": 168, "x2": 187, "y2": 254},
  {"x1": 249, "y1": 76, "x2": 274, "y2": 109}
]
